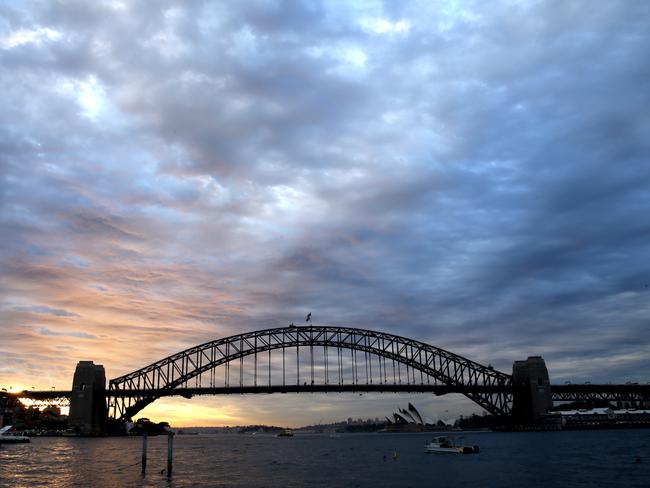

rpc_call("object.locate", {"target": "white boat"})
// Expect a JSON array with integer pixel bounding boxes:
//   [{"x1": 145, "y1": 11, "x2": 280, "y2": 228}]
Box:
[
  {"x1": 0, "y1": 425, "x2": 30, "y2": 443},
  {"x1": 424, "y1": 436, "x2": 478, "y2": 454}
]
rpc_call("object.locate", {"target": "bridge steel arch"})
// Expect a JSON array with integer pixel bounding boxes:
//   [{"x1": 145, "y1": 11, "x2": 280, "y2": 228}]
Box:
[{"x1": 108, "y1": 325, "x2": 513, "y2": 421}]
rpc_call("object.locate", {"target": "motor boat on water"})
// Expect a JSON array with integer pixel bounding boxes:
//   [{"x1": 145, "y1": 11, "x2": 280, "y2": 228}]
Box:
[
  {"x1": 424, "y1": 436, "x2": 478, "y2": 454},
  {"x1": 277, "y1": 429, "x2": 294, "y2": 437},
  {"x1": 0, "y1": 425, "x2": 30, "y2": 443}
]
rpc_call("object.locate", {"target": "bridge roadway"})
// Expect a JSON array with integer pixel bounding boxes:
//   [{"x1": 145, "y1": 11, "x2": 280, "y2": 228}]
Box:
[{"x1": 9, "y1": 383, "x2": 650, "y2": 403}]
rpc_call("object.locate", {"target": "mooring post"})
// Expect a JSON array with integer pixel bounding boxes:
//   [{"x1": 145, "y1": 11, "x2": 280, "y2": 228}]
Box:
[
  {"x1": 167, "y1": 431, "x2": 174, "y2": 477},
  {"x1": 141, "y1": 432, "x2": 148, "y2": 475}
]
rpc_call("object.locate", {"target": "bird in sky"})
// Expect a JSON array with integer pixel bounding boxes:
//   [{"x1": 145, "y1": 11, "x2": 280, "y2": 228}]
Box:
[{"x1": 306, "y1": 312, "x2": 312, "y2": 322}]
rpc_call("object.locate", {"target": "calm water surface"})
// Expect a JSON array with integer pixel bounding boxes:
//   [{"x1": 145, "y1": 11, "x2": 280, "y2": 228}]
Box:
[{"x1": 1, "y1": 430, "x2": 649, "y2": 487}]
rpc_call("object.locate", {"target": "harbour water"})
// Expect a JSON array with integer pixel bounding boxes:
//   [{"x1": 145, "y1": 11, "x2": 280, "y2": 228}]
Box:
[{"x1": 1, "y1": 430, "x2": 649, "y2": 487}]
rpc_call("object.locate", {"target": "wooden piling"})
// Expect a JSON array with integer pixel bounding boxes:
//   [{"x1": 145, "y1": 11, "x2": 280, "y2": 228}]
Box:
[
  {"x1": 141, "y1": 432, "x2": 148, "y2": 475},
  {"x1": 167, "y1": 431, "x2": 174, "y2": 477}
]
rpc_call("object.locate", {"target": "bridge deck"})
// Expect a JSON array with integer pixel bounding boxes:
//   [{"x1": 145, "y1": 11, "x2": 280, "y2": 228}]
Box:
[
  {"x1": 10, "y1": 384, "x2": 511, "y2": 400},
  {"x1": 7, "y1": 383, "x2": 649, "y2": 401}
]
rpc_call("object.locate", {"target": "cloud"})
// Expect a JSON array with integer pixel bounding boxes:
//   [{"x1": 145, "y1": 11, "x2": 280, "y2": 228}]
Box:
[
  {"x1": 38, "y1": 327, "x2": 97, "y2": 339},
  {"x1": 15, "y1": 305, "x2": 80, "y2": 318},
  {"x1": 1, "y1": 0, "x2": 649, "y2": 425}
]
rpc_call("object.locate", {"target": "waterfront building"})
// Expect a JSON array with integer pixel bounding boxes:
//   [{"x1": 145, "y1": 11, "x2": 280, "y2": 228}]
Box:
[{"x1": 543, "y1": 407, "x2": 650, "y2": 429}]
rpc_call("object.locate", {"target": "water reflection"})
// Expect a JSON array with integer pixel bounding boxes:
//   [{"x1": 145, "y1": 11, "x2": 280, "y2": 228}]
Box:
[{"x1": 1, "y1": 431, "x2": 649, "y2": 487}]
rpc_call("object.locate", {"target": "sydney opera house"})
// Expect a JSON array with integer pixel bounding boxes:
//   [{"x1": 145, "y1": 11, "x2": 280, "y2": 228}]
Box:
[{"x1": 383, "y1": 403, "x2": 439, "y2": 432}]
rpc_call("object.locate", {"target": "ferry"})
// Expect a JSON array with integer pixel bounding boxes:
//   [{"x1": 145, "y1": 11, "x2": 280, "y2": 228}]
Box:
[
  {"x1": 0, "y1": 425, "x2": 30, "y2": 443},
  {"x1": 424, "y1": 436, "x2": 478, "y2": 454}
]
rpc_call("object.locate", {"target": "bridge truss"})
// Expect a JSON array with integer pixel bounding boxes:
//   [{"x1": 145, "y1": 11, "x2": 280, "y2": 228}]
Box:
[
  {"x1": 108, "y1": 325, "x2": 513, "y2": 421},
  {"x1": 551, "y1": 384, "x2": 650, "y2": 404}
]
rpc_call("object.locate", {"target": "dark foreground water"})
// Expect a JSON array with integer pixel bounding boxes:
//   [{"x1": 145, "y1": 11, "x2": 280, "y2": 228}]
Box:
[{"x1": 1, "y1": 430, "x2": 649, "y2": 487}]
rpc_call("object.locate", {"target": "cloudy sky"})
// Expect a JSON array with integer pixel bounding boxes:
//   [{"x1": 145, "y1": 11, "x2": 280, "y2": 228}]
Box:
[{"x1": 1, "y1": 0, "x2": 649, "y2": 427}]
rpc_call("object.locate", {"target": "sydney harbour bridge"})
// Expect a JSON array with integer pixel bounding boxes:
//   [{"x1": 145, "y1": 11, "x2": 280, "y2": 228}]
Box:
[{"x1": 4, "y1": 325, "x2": 649, "y2": 434}]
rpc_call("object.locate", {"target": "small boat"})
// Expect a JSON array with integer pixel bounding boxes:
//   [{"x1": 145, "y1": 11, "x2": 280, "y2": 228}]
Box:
[
  {"x1": 0, "y1": 425, "x2": 30, "y2": 444},
  {"x1": 424, "y1": 436, "x2": 478, "y2": 454},
  {"x1": 277, "y1": 429, "x2": 294, "y2": 437}
]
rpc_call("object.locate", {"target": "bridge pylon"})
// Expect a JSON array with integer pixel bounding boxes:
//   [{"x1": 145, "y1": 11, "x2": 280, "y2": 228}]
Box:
[
  {"x1": 68, "y1": 361, "x2": 108, "y2": 435},
  {"x1": 512, "y1": 356, "x2": 553, "y2": 422}
]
